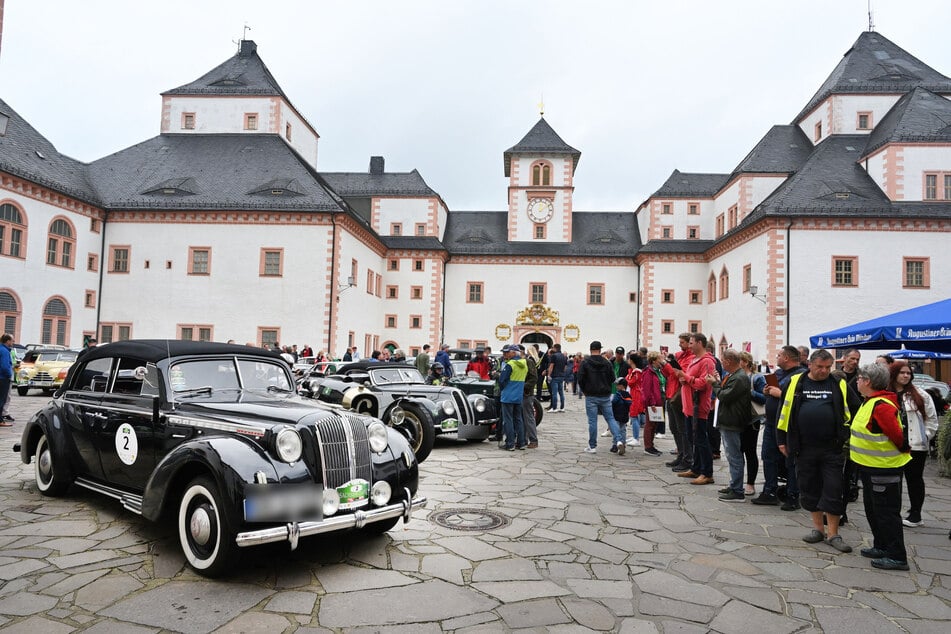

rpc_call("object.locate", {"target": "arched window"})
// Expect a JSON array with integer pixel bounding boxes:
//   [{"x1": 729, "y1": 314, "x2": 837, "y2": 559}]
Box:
[
  {"x1": 0, "y1": 290, "x2": 20, "y2": 340},
  {"x1": 719, "y1": 267, "x2": 730, "y2": 300},
  {"x1": 47, "y1": 217, "x2": 75, "y2": 268},
  {"x1": 531, "y1": 161, "x2": 552, "y2": 186},
  {"x1": 41, "y1": 297, "x2": 70, "y2": 346},
  {"x1": 0, "y1": 202, "x2": 27, "y2": 258},
  {"x1": 708, "y1": 273, "x2": 717, "y2": 304}
]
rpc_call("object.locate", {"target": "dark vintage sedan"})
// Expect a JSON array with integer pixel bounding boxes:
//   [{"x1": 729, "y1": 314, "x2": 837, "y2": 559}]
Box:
[
  {"x1": 299, "y1": 362, "x2": 499, "y2": 463},
  {"x1": 14, "y1": 340, "x2": 425, "y2": 577}
]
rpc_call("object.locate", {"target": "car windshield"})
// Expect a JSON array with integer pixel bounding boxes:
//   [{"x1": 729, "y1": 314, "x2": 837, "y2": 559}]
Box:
[
  {"x1": 369, "y1": 367, "x2": 425, "y2": 384},
  {"x1": 168, "y1": 357, "x2": 292, "y2": 393},
  {"x1": 37, "y1": 351, "x2": 78, "y2": 363}
]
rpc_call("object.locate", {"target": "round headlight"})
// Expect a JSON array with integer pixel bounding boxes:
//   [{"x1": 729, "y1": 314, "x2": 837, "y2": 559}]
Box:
[
  {"x1": 18, "y1": 369, "x2": 28, "y2": 379},
  {"x1": 274, "y1": 427, "x2": 302, "y2": 463},
  {"x1": 322, "y1": 488, "x2": 340, "y2": 517},
  {"x1": 389, "y1": 406, "x2": 405, "y2": 425},
  {"x1": 441, "y1": 400, "x2": 456, "y2": 416},
  {"x1": 368, "y1": 422, "x2": 388, "y2": 453},
  {"x1": 371, "y1": 481, "x2": 392, "y2": 506},
  {"x1": 474, "y1": 397, "x2": 487, "y2": 413}
]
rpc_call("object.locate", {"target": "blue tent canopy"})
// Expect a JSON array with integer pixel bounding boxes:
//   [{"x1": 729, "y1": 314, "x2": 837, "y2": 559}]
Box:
[
  {"x1": 890, "y1": 349, "x2": 951, "y2": 360},
  {"x1": 810, "y1": 298, "x2": 951, "y2": 352}
]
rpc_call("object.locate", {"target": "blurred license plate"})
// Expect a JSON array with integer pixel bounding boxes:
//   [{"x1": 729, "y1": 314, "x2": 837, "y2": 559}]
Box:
[{"x1": 244, "y1": 483, "x2": 323, "y2": 522}]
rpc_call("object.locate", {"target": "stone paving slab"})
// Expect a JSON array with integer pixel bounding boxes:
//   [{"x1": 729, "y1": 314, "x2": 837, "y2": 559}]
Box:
[{"x1": 0, "y1": 395, "x2": 949, "y2": 631}]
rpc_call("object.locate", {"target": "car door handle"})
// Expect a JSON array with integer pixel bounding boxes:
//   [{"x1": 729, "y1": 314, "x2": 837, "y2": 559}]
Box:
[{"x1": 87, "y1": 412, "x2": 107, "y2": 420}]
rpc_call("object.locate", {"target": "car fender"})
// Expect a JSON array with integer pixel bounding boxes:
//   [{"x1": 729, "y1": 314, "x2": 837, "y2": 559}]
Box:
[
  {"x1": 19, "y1": 409, "x2": 76, "y2": 484},
  {"x1": 384, "y1": 396, "x2": 438, "y2": 421},
  {"x1": 342, "y1": 385, "x2": 378, "y2": 414},
  {"x1": 140, "y1": 435, "x2": 286, "y2": 523}
]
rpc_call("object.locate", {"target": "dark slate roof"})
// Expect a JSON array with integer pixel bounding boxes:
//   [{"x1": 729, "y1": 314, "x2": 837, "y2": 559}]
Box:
[
  {"x1": 636, "y1": 240, "x2": 714, "y2": 255},
  {"x1": 0, "y1": 97, "x2": 99, "y2": 204},
  {"x1": 651, "y1": 170, "x2": 731, "y2": 198},
  {"x1": 863, "y1": 87, "x2": 951, "y2": 157},
  {"x1": 320, "y1": 170, "x2": 437, "y2": 197},
  {"x1": 731, "y1": 125, "x2": 813, "y2": 175},
  {"x1": 380, "y1": 236, "x2": 446, "y2": 251},
  {"x1": 749, "y1": 135, "x2": 893, "y2": 217},
  {"x1": 86, "y1": 134, "x2": 344, "y2": 211},
  {"x1": 503, "y1": 118, "x2": 581, "y2": 176},
  {"x1": 795, "y1": 31, "x2": 951, "y2": 121},
  {"x1": 443, "y1": 211, "x2": 639, "y2": 257},
  {"x1": 163, "y1": 41, "x2": 287, "y2": 97}
]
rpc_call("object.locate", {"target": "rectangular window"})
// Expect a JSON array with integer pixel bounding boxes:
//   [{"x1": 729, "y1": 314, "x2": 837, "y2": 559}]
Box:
[
  {"x1": 661, "y1": 202, "x2": 672, "y2": 214},
  {"x1": 410, "y1": 315, "x2": 421, "y2": 329},
  {"x1": 84, "y1": 290, "x2": 96, "y2": 308},
  {"x1": 390, "y1": 223, "x2": 402, "y2": 236},
  {"x1": 925, "y1": 174, "x2": 937, "y2": 200},
  {"x1": 411, "y1": 286, "x2": 423, "y2": 299},
  {"x1": 661, "y1": 320, "x2": 673, "y2": 334},
  {"x1": 385, "y1": 315, "x2": 397, "y2": 328},
  {"x1": 285, "y1": 123, "x2": 292, "y2": 141},
  {"x1": 413, "y1": 259, "x2": 424, "y2": 271},
  {"x1": 923, "y1": 172, "x2": 951, "y2": 200},
  {"x1": 9, "y1": 228, "x2": 22, "y2": 257},
  {"x1": 386, "y1": 285, "x2": 398, "y2": 299},
  {"x1": 415, "y1": 223, "x2": 426, "y2": 236},
  {"x1": 90, "y1": 218, "x2": 101, "y2": 233},
  {"x1": 728, "y1": 205, "x2": 738, "y2": 230},
  {"x1": 534, "y1": 224, "x2": 546, "y2": 239},
  {"x1": 946, "y1": 174, "x2": 951, "y2": 200},
  {"x1": 688, "y1": 320, "x2": 702, "y2": 334},
  {"x1": 367, "y1": 270, "x2": 374, "y2": 293},
  {"x1": 687, "y1": 226, "x2": 699, "y2": 240},
  {"x1": 188, "y1": 247, "x2": 210, "y2": 275},
  {"x1": 110, "y1": 245, "x2": 130, "y2": 273},
  {"x1": 258, "y1": 328, "x2": 279, "y2": 348},
  {"x1": 47, "y1": 237, "x2": 58, "y2": 265},
  {"x1": 857, "y1": 112, "x2": 871, "y2": 130},
  {"x1": 715, "y1": 214, "x2": 724, "y2": 238},
  {"x1": 244, "y1": 113, "x2": 258, "y2": 130},
  {"x1": 474, "y1": 340, "x2": 487, "y2": 350},
  {"x1": 903, "y1": 257, "x2": 930, "y2": 288},
  {"x1": 388, "y1": 258, "x2": 399, "y2": 271},
  {"x1": 260, "y1": 248, "x2": 283, "y2": 277},
  {"x1": 689, "y1": 290, "x2": 702, "y2": 304},
  {"x1": 375, "y1": 273, "x2": 382, "y2": 297},
  {"x1": 87, "y1": 253, "x2": 98, "y2": 272},
  {"x1": 629, "y1": 292, "x2": 637, "y2": 303},
  {"x1": 814, "y1": 121, "x2": 822, "y2": 142},
  {"x1": 457, "y1": 340, "x2": 471, "y2": 350},
  {"x1": 351, "y1": 258, "x2": 358, "y2": 281},
  {"x1": 587, "y1": 283, "x2": 604, "y2": 305},
  {"x1": 530, "y1": 283, "x2": 546, "y2": 304},
  {"x1": 688, "y1": 203, "x2": 699, "y2": 215},
  {"x1": 100, "y1": 322, "x2": 132, "y2": 343},
  {"x1": 832, "y1": 256, "x2": 857, "y2": 287},
  {"x1": 742, "y1": 264, "x2": 752, "y2": 293},
  {"x1": 145, "y1": 260, "x2": 151, "y2": 269},
  {"x1": 661, "y1": 289, "x2": 674, "y2": 304},
  {"x1": 179, "y1": 325, "x2": 213, "y2": 342},
  {"x1": 661, "y1": 226, "x2": 672, "y2": 239},
  {"x1": 182, "y1": 113, "x2": 195, "y2": 130}
]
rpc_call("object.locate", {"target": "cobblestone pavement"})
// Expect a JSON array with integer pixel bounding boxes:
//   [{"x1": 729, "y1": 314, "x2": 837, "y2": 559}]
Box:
[{"x1": 0, "y1": 392, "x2": 949, "y2": 633}]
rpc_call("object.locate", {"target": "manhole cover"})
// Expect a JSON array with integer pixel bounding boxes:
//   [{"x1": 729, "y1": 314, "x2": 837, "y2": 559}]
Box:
[{"x1": 429, "y1": 508, "x2": 511, "y2": 531}]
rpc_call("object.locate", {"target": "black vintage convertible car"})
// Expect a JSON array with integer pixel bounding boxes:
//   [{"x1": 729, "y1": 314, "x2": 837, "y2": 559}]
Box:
[
  {"x1": 299, "y1": 362, "x2": 499, "y2": 463},
  {"x1": 14, "y1": 340, "x2": 425, "y2": 577}
]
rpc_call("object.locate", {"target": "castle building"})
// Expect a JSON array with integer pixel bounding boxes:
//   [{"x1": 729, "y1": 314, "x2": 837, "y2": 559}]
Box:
[{"x1": 1, "y1": 31, "x2": 949, "y2": 362}]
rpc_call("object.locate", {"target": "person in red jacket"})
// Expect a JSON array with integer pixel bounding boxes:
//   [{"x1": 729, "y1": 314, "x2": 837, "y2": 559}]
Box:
[
  {"x1": 675, "y1": 333, "x2": 717, "y2": 485},
  {"x1": 465, "y1": 349, "x2": 492, "y2": 379},
  {"x1": 641, "y1": 351, "x2": 664, "y2": 456},
  {"x1": 662, "y1": 334, "x2": 693, "y2": 470}
]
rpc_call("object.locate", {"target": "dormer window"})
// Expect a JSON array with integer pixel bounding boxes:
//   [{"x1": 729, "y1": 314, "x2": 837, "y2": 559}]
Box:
[
  {"x1": 143, "y1": 177, "x2": 198, "y2": 197},
  {"x1": 0, "y1": 113, "x2": 8, "y2": 136},
  {"x1": 285, "y1": 123, "x2": 292, "y2": 141},
  {"x1": 244, "y1": 113, "x2": 258, "y2": 130},
  {"x1": 182, "y1": 113, "x2": 196, "y2": 130},
  {"x1": 814, "y1": 121, "x2": 822, "y2": 142},
  {"x1": 857, "y1": 112, "x2": 872, "y2": 130},
  {"x1": 248, "y1": 178, "x2": 304, "y2": 198}
]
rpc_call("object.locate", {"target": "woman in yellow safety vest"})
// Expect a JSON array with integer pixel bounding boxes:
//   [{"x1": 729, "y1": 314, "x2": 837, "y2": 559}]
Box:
[{"x1": 851, "y1": 363, "x2": 912, "y2": 571}]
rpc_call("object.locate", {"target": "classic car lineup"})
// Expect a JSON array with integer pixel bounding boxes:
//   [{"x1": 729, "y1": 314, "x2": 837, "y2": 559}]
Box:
[
  {"x1": 13, "y1": 340, "x2": 425, "y2": 576},
  {"x1": 299, "y1": 362, "x2": 499, "y2": 463},
  {"x1": 15, "y1": 348, "x2": 79, "y2": 396}
]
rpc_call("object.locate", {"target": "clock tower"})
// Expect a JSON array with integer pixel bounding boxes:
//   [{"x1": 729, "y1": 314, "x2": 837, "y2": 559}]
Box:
[{"x1": 503, "y1": 117, "x2": 581, "y2": 243}]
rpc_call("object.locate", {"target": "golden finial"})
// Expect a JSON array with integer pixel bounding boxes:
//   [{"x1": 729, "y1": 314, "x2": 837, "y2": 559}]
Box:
[{"x1": 538, "y1": 95, "x2": 545, "y2": 117}]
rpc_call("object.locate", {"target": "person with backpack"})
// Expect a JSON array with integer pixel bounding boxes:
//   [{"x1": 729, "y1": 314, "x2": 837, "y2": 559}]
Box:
[{"x1": 612, "y1": 378, "x2": 632, "y2": 453}]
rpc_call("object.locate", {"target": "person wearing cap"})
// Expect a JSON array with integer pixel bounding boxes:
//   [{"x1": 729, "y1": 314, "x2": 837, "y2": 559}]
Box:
[
  {"x1": 498, "y1": 345, "x2": 528, "y2": 450},
  {"x1": 577, "y1": 341, "x2": 625, "y2": 455},
  {"x1": 435, "y1": 344, "x2": 454, "y2": 379},
  {"x1": 465, "y1": 348, "x2": 491, "y2": 380}
]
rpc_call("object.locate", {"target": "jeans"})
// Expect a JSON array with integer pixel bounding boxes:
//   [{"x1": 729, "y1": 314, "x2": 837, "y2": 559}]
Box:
[
  {"x1": 500, "y1": 402, "x2": 524, "y2": 449},
  {"x1": 585, "y1": 395, "x2": 621, "y2": 448},
  {"x1": 0, "y1": 378, "x2": 10, "y2": 417},
  {"x1": 861, "y1": 468, "x2": 907, "y2": 562},
  {"x1": 550, "y1": 377, "x2": 566, "y2": 410},
  {"x1": 629, "y1": 413, "x2": 642, "y2": 440},
  {"x1": 720, "y1": 429, "x2": 744, "y2": 493},
  {"x1": 761, "y1": 420, "x2": 781, "y2": 494},
  {"x1": 690, "y1": 416, "x2": 713, "y2": 477}
]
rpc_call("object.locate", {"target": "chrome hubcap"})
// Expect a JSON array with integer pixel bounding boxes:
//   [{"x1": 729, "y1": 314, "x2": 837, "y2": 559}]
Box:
[
  {"x1": 189, "y1": 507, "x2": 212, "y2": 545},
  {"x1": 39, "y1": 448, "x2": 52, "y2": 480}
]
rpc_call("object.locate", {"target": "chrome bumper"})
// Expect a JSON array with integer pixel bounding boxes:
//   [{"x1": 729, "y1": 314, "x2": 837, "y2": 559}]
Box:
[{"x1": 234, "y1": 494, "x2": 427, "y2": 548}]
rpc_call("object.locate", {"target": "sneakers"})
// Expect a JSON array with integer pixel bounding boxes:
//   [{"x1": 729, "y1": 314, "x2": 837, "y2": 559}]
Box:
[
  {"x1": 626, "y1": 438, "x2": 637, "y2": 447},
  {"x1": 584, "y1": 447, "x2": 597, "y2": 453},
  {"x1": 527, "y1": 442, "x2": 538, "y2": 449},
  {"x1": 505, "y1": 446, "x2": 516, "y2": 451},
  {"x1": 2, "y1": 414, "x2": 13, "y2": 422},
  {"x1": 655, "y1": 433, "x2": 666, "y2": 439},
  {"x1": 610, "y1": 444, "x2": 618, "y2": 453},
  {"x1": 645, "y1": 447, "x2": 662, "y2": 456},
  {"x1": 718, "y1": 490, "x2": 745, "y2": 502},
  {"x1": 781, "y1": 498, "x2": 801, "y2": 511},
  {"x1": 825, "y1": 535, "x2": 852, "y2": 553},
  {"x1": 902, "y1": 518, "x2": 923, "y2": 528},
  {"x1": 517, "y1": 444, "x2": 527, "y2": 450},
  {"x1": 631, "y1": 438, "x2": 640, "y2": 446},
  {"x1": 871, "y1": 558, "x2": 909, "y2": 571},
  {"x1": 665, "y1": 458, "x2": 682, "y2": 467},
  {"x1": 744, "y1": 485, "x2": 755, "y2": 496},
  {"x1": 557, "y1": 408, "x2": 565, "y2": 412},
  {"x1": 690, "y1": 475, "x2": 715, "y2": 485},
  {"x1": 616, "y1": 441, "x2": 626, "y2": 456},
  {"x1": 802, "y1": 529, "x2": 825, "y2": 544},
  {"x1": 676, "y1": 470, "x2": 699, "y2": 478},
  {"x1": 600, "y1": 430, "x2": 611, "y2": 437},
  {"x1": 860, "y1": 547, "x2": 887, "y2": 559},
  {"x1": 671, "y1": 464, "x2": 693, "y2": 473},
  {"x1": 751, "y1": 493, "x2": 779, "y2": 506},
  {"x1": 718, "y1": 487, "x2": 732, "y2": 494}
]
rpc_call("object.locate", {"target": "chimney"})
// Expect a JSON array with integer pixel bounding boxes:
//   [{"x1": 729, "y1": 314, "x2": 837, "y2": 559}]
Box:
[
  {"x1": 369, "y1": 156, "x2": 385, "y2": 175},
  {"x1": 239, "y1": 40, "x2": 257, "y2": 58}
]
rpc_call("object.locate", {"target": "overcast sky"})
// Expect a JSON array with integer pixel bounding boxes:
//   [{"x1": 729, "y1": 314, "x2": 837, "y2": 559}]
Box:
[{"x1": 1, "y1": 0, "x2": 947, "y2": 211}]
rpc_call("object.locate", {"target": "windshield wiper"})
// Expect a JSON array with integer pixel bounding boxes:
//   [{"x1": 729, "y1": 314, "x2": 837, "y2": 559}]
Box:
[
  {"x1": 266, "y1": 385, "x2": 294, "y2": 393},
  {"x1": 174, "y1": 386, "x2": 213, "y2": 397}
]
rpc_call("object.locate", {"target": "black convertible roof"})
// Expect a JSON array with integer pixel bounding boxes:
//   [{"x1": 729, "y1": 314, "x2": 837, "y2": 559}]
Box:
[
  {"x1": 338, "y1": 362, "x2": 416, "y2": 373},
  {"x1": 77, "y1": 340, "x2": 283, "y2": 364}
]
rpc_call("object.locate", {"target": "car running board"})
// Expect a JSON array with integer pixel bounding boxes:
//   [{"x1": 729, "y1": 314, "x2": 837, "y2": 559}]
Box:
[{"x1": 75, "y1": 477, "x2": 144, "y2": 515}]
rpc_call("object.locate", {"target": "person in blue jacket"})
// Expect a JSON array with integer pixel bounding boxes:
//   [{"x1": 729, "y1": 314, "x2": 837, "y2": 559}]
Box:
[{"x1": 498, "y1": 345, "x2": 528, "y2": 450}]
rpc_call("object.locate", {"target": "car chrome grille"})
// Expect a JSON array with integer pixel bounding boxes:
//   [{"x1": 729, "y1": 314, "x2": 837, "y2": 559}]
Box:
[
  {"x1": 451, "y1": 389, "x2": 474, "y2": 425},
  {"x1": 313, "y1": 413, "x2": 372, "y2": 489},
  {"x1": 34, "y1": 371, "x2": 55, "y2": 382}
]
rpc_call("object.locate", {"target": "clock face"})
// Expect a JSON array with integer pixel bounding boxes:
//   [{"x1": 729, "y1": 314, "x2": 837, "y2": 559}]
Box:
[{"x1": 527, "y1": 198, "x2": 554, "y2": 223}]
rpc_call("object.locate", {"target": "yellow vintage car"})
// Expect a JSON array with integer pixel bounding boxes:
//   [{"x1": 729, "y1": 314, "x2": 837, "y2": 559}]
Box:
[{"x1": 16, "y1": 348, "x2": 79, "y2": 396}]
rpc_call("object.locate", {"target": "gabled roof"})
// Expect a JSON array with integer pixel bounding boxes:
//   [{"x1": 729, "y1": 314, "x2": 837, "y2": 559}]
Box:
[
  {"x1": 162, "y1": 41, "x2": 287, "y2": 97},
  {"x1": 320, "y1": 170, "x2": 437, "y2": 197},
  {"x1": 503, "y1": 118, "x2": 581, "y2": 176},
  {"x1": 651, "y1": 170, "x2": 730, "y2": 198},
  {"x1": 443, "y1": 211, "x2": 639, "y2": 257},
  {"x1": 0, "y1": 97, "x2": 99, "y2": 204},
  {"x1": 751, "y1": 135, "x2": 892, "y2": 217},
  {"x1": 795, "y1": 31, "x2": 951, "y2": 122},
  {"x1": 863, "y1": 87, "x2": 951, "y2": 157},
  {"x1": 86, "y1": 134, "x2": 343, "y2": 211},
  {"x1": 731, "y1": 125, "x2": 813, "y2": 176}
]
